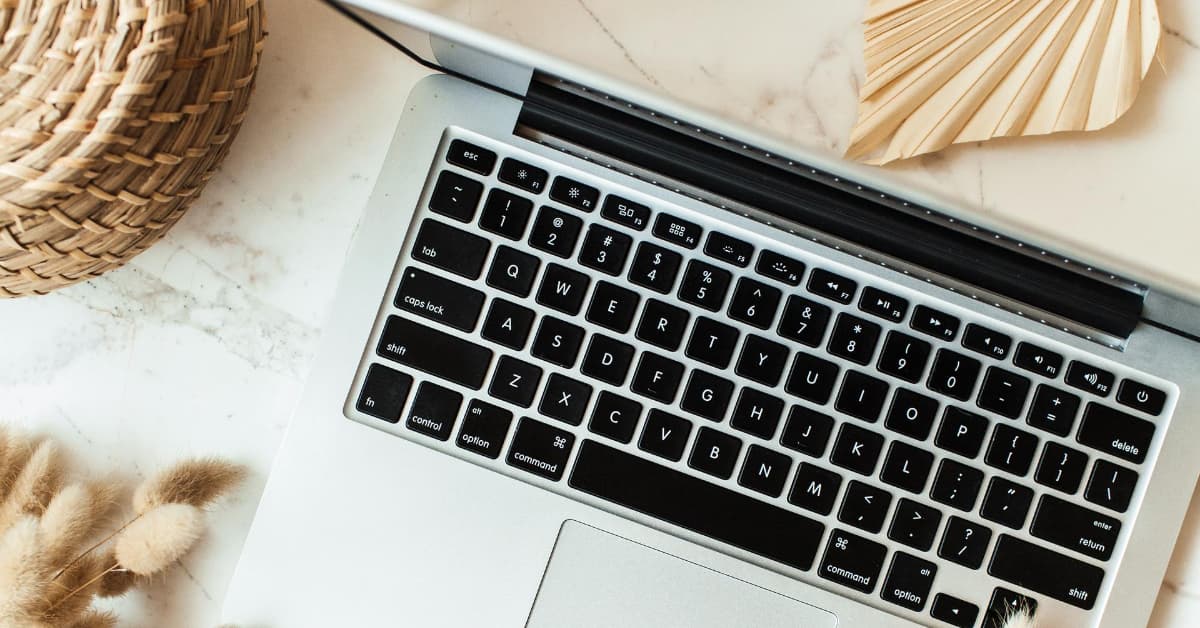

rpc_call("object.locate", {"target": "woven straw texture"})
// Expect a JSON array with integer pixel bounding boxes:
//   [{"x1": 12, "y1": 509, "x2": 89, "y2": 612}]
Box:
[{"x1": 0, "y1": 0, "x2": 265, "y2": 297}]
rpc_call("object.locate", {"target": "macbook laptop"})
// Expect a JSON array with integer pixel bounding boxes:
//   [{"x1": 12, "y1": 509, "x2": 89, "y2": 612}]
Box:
[{"x1": 222, "y1": 2, "x2": 1200, "y2": 627}]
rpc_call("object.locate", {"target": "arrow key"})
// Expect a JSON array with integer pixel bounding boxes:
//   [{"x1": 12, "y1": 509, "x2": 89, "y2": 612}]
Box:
[
  {"x1": 837, "y1": 480, "x2": 893, "y2": 533},
  {"x1": 930, "y1": 593, "x2": 979, "y2": 628},
  {"x1": 983, "y1": 588, "x2": 1038, "y2": 628}
]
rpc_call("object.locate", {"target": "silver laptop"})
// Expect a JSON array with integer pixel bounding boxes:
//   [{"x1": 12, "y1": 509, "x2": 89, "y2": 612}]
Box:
[{"x1": 221, "y1": 2, "x2": 1200, "y2": 627}]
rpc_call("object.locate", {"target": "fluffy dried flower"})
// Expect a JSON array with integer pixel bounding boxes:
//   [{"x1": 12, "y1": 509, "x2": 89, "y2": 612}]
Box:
[
  {"x1": 0, "y1": 516, "x2": 49, "y2": 624},
  {"x1": 114, "y1": 504, "x2": 205, "y2": 576},
  {"x1": 0, "y1": 441, "x2": 65, "y2": 532},
  {"x1": 66, "y1": 610, "x2": 117, "y2": 628},
  {"x1": 38, "y1": 483, "x2": 117, "y2": 567},
  {"x1": 133, "y1": 458, "x2": 246, "y2": 514}
]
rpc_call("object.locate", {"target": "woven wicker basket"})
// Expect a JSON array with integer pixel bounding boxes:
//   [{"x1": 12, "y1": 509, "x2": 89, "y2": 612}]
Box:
[{"x1": 0, "y1": 0, "x2": 265, "y2": 297}]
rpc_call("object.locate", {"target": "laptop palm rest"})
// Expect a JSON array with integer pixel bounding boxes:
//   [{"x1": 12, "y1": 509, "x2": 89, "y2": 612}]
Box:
[{"x1": 527, "y1": 521, "x2": 838, "y2": 628}]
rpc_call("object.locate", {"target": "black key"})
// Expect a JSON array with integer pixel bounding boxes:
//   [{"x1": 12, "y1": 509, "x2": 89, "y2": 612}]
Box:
[
  {"x1": 1026, "y1": 384, "x2": 1080, "y2": 437},
  {"x1": 828, "y1": 313, "x2": 881, "y2": 365},
  {"x1": 528, "y1": 206, "x2": 583, "y2": 257},
  {"x1": 653, "y1": 212, "x2": 702, "y2": 249},
  {"x1": 507, "y1": 417, "x2": 574, "y2": 480},
  {"x1": 1034, "y1": 442, "x2": 1088, "y2": 494},
  {"x1": 446, "y1": 139, "x2": 495, "y2": 174},
  {"x1": 728, "y1": 278, "x2": 781, "y2": 329},
  {"x1": 808, "y1": 268, "x2": 857, "y2": 304},
  {"x1": 930, "y1": 594, "x2": 978, "y2": 628},
  {"x1": 859, "y1": 286, "x2": 909, "y2": 323},
  {"x1": 704, "y1": 231, "x2": 753, "y2": 267},
  {"x1": 778, "y1": 295, "x2": 831, "y2": 347},
  {"x1": 983, "y1": 589, "x2": 1039, "y2": 628},
  {"x1": 457, "y1": 400, "x2": 513, "y2": 459},
  {"x1": 1031, "y1": 495, "x2": 1121, "y2": 561},
  {"x1": 588, "y1": 391, "x2": 643, "y2": 444},
  {"x1": 570, "y1": 440, "x2": 826, "y2": 570},
  {"x1": 962, "y1": 324, "x2": 1011, "y2": 360},
  {"x1": 881, "y1": 552, "x2": 936, "y2": 611},
  {"x1": 429, "y1": 170, "x2": 483, "y2": 221},
  {"x1": 1085, "y1": 460, "x2": 1138, "y2": 513},
  {"x1": 877, "y1": 331, "x2": 931, "y2": 383},
  {"x1": 580, "y1": 334, "x2": 635, "y2": 386},
  {"x1": 489, "y1": 356, "x2": 543, "y2": 408},
  {"x1": 630, "y1": 352, "x2": 685, "y2": 403},
  {"x1": 735, "y1": 334, "x2": 789, "y2": 387},
  {"x1": 486, "y1": 245, "x2": 540, "y2": 297},
  {"x1": 586, "y1": 281, "x2": 640, "y2": 333},
  {"x1": 839, "y1": 481, "x2": 893, "y2": 533},
  {"x1": 911, "y1": 305, "x2": 960, "y2": 341},
  {"x1": 738, "y1": 445, "x2": 793, "y2": 497},
  {"x1": 755, "y1": 249, "x2": 804, "y2": 285},
  {"x1": 1077, "y1": 402, "x2": 1154, "y2": 463},
  {"x1": 677, "y1": 260, "x2": 732, "y2": 311},
  {"x1": 938, "y1": 516, "x2": 991, "y2": 569},
  {"x1": 530, "y1": 317, "x2": 585, "y2": 368},
  {"x1": 538, "y1": 373, "x2": 593, "y2": 426},
  {"x1": 989, "y1": 536, "x2": 1104, "y2": 610},
  {"x1": 636, "y1": 298, "x2": 691, "y2": 351},
  {"x1": 378, "y1": 316, "x2": 493, "y2": 389},
  {"x1": 405, "y1": 381, "x2": 462, "y2": 441},
  {"x1": 549, "y1": 174, "x2": 599, "y2": 212},
  {"x1": 980, "y1": 477, "x2": 1033, "y2": 529},
  {"x1": 930, "y1": 459, "x2": 984, "y2": 511},
  {"x1": 830, "y1": 424, "x2": 884, "y2": 476},
  {"x1": 888, "y1": 498, "x2": 942, "y2": 551},
  {"x1": 935, "y1": 407, "x2": 989, "y2": 458},
  {"x1": 789, "y1": 463, "x2": 843, "y2": 515},
  {"x1": 977, "y1": 368, "x2": 1031, "y2": 419},
  {"x1": 478, "y1": 188, "x2": 533, "y2": 239},
  {"x1": 578, "y1": 224, "x2": 632, "y2": 275},
  {"x1": 729, "y1": 388, "x2": 785, "y2": 439},
  {"x1": 880, "y1": 441, "x2": 933, "y2": 494},
  {"x1": 628, "y1": 241, "x2": 682, "y2": 293},
  {"x1": 497, "y1": 157, "x2": 547, "y2": 194},
  {"x1": 820, "y1": 529, "x2": 886, "y2": 593},
  {"x1": 536, "y1": 263, "x2": 590, "y2": 315},
  {"x1": 356, "y1": 363, "x2": 412, "y2": 423},
  {"x1": 785, "y1": 352, "x2": 841, "y2": 405},
  {"x1": 411, "y1": 219, "x2": 490, "y2": 280},
  {"x1": 685, "y1": 317, "x2": 740, "y2": 369},
  {"x1": 680, "y1": 370, "x2": 735, "y2": 422},
  {"x1": 639, "y1": 409, "x2": 692, "y2": 461},
  {"x1": 395, "y1": 268, "x2": 485, "y2": 332},
  {"x1": 984, "y1": 424, "x2": 1038, "y2": 476},
  {"x1": 600, "y1": 194, "x2": 650, "y2": 230},
  {"x1": 689, "y1": 427, "x2": 742, "y2": 479},
  {"x1": 835, "y1": 371, "x2": 890, "y2": 423},
  {"x1": 1066, "y1": 360, "x2": 1116, "y2": 397},
  {"x1": 927, "y1": 350, "x2": 981, "y2": 401},
  {"x1": 1117, "y1": 378, "x2": 1167, "y2": 416},
  {"x1": 1013, "y1": 341, "x2": 1064, "y2": 378},
  {"x1": 480, "y1": 299, "x2": 535, "y2": 350},
  {"x1": 885, "y1": 389, "x2": 939, "y2": 441},
  {"x1": 780, "y1": 405, "x2": 835, "y2": 457}
]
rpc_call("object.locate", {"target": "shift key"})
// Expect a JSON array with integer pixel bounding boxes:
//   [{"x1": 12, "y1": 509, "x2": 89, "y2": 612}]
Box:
[
  {"x1": 377, "y1": 316, "x2": 493, "y2": 389},
  {"x1": 395, "y1": 268, "x2": 484, "y2": 332},
  {"x1": 411, "y1": 218, "x2": 490, "y2": 279}
]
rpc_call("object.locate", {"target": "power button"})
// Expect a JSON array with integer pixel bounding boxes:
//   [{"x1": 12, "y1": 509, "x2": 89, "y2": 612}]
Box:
[{"x1": 1116, "y1": 379, "x2": 1167, "y2": 416}]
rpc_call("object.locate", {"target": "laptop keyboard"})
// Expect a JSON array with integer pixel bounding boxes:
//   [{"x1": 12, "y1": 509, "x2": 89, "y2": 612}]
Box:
[{"x1": 352, "y1": 132, "x2": 1175, "y2": 627}]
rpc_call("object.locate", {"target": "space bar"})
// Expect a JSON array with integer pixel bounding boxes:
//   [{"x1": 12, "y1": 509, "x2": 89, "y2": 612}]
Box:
[{"x1": 569, "y1": 440, "x2": 824, "y2": 571}]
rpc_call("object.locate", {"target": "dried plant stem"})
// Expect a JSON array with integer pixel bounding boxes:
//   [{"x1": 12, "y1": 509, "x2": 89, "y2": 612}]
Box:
[
  {"x1": 51, "y1": 515, "x2": 139, "y2": 582},
  {"x1": 45, "y1": 562, "x2": 119, "y2": 614}
]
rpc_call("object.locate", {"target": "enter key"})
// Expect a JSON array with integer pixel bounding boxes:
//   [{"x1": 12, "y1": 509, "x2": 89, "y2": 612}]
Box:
[{"x1": 1030, "y1": 495, "x2": 1121, "y2": 561}]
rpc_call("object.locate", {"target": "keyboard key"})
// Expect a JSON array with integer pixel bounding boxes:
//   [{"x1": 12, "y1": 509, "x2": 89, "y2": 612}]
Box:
[
  {"x1": 927, "y1": 349, "x2": 981, "y2": 401},
  {"x1": 639, "y1": 409, "x2": 692, "y2": 461},
  {"x1": 446, "y1": 139, "x2": 495, "y2": 174},
  {"x1": 489, "y1": 356, "x2": 542, "y2": 408},
  {"x1": 839, "y1": 481, "x2": 893, "y2": 533},
  {"x1": 528, "y1": 206, "x2": 583, "y2": 257},
  {"x1": 378, "y1": 316, "x2": 493, "y2": 389},
  {"x1": 830, "y1": 424, "x2": 884, "y2": 476},
  {"x1": 984, "y1": 588, "x2": 1038, "y2": 627},
  {"x1": 778, "y1": 295, "x2": 831, "y2": 347},
  {"x1": 789, "y1": 463, "x2": 843, "y2": 515},
  {"x1": 738, "y1": 445, "x2": 793, "y2": 497},
  {"x1": 578, "y1": 224, "x2": 632, "y2": 275},
  {"x1": 580, "y1": 334, "x2": 635, "y2": 386},
  {"x1": 1026, "y1": 384, "x2": 1080, "y2": 437},
  {"x1": 976, "y1": 368, "x2": 1031, "y2": 419},
  {"x1": 536, "y1": 263, "x2": 590, "y2": 315},
  {"x1": 457, "y1": 400, "x2": 513, "y2": 459},
  {"x1": 680, "y1": 370, "x2": 735, "y2": 422},
  {"x1": 938, "y1": 516, "x2": 991, "y2": 569},
  {"x1": 538, "y1": 373, "x2": 592, "y2": 426},
  {"x1": 808, "y1": 268, "x2": 857, "y2": 304},
  {"x1": 984, "y1": 424, "x2": 1038, "y2": 476},
  {"x1": 885, "y1": 389, "x2": 939, "y2": 441},
  {"x1": 935, "y1": 407, "x2": 988, "y2": 458},
  {"x1": 497, "y1": 157, "x2": 547, "y2": 193},
  {"x1": 962, "y1": 324, "x2": 1011, "y2": 360},
  {"x1": 1117, "y1": 378, "x2": 1167, "y2": 416},
  {"x1": 989, "y1": 536, "x2": 1104, "y2": 610},
  {"x1": 930, "y1": 459, "x2": 984, "y2": 511},
  {"x1": 405, "y1": 381, "x2": 462, "y2": 441},
  {"x1": 1077, "y1": 402, "x2": 1154, "y2": 463},
  {"x1": 586, "y1": 281, "x2": 640, "y2": 333},
  {"x1": 828, "y1": 313, "x2": 881, "y2": 365},
  {"x1": 785, "y1": 352, "x2": 841, "y2": 405},
  {"x1": 877, "y1": 331, "x2": 931, "y2": 383},
  {"x1": 888, "y1": 498, "x2": 942, "y2": 551},
  {"x1": 820, "y1": 529, "x2": 886, "y2": 593},
  {"x1": 1085, "y1": 460, "x2": 1138, "y2": 513},
  {"x1": 1013, "y1": 341, "x2": 1064, "y2": 378},
  {"x1": 395, "y1": 267, "x2": 484, "y2": 332},
  {"x1": 530, "y1": 317, "x2": 585, "y2": 368},
  {"x1": 835, "y1": 371, "x2": 890, "y2": 422},
  {"x1": 911, "y1": 305, "x2": 960, "y2": 341},
  {"x1": 507, "y1": 417, "x2": 574, "y2": 480},
  {"x1": 755, "y1": 249, "x2": 804, "y2": 285},
  {"x1": 859, "y1": 286, "x2": 908, "y2": 323},
  {"x1": 1031, "y1": 495, "x2": 1120, "y2": 561},
  {"x1": 356, "y1": 363, "x2": 412, "y2": 423},
  {"x1": 735, "y1": 334, "x2": 789, "y2": 387},
  {"x1": 628, "y1": 241, "x2": 682, "y2": 293},
  {"x1": 689, "y1": 427, "x2": 743, "y2": 479},
  {"x1": 780, "y1": 405, "x2": 835, "y2": 457},
  {"x1": 685, "y1": 317, "x2": 740, "y2": 369},
  {"x1": 980, "y1": 477, "x2": 1033, "y2": 529},
  {"x1": 588, "y1": 391, "x2": 643, "y2": 444},
  {"x1": 486, "y1": 245, "x2": 540, "y2": 297},
  {"x1": 411, "y1": 219, "x2": 490, "y2": 279},
  {"x1": 480, "y1": 299, "x2": 535, "y2": 350},
  {"x1": 930, "y1": 593, "x2": 978, "y2": 628},
  {"x1": 881, "y1": 552, "x2": 936, "y2": 611},
  {"x1": 653, "y1": 212, "x2": 702, "y2": 249},
  {"x1": 429, "y1": 170, "x2": 483, "y2": 221},
  {"x1": 677, "y1": 260, "x2": 732, "y2": 311},
  {"x1": 728, "y1": 277, "x2": 781, "y2": 329},
  {"x1": 729, "y1": 388, "x2": 784, "y2": 439},
  {"x1": 636, "y1": 298, "x2": 691, "y2": 351},
  {"x1": 478, "y1": 188, "x2": 533, "y2": 239},
  {"x1": 1034, "y1": 442, "x2": 1088, "y2": 494},
  {"x1": 631, "y1": 352, "x2": 685, "y2": 403},
  {"x1": 704, "y1": 230, "x2": 753, "y2": 267},
  {"x1": 600, "y1": 194, "x2": 650, "y2": 230},
  {"x1": 549, "y1": 176, "x2": 599, "y2": 212},
  {"x1": 879, "y1": 442, "x2": 933, "y2": 494},
  {"x1": 570, "y1": 440, "x2": 825, "y2": 570},
  {"x1": 1065, "y1": 360, "x2": 1115, "y2": 397}
]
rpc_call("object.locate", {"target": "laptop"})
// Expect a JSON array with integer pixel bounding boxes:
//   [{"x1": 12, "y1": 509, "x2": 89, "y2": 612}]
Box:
[{"x1": 222, "y1": 2, "x2": 1200, "y2": 627}]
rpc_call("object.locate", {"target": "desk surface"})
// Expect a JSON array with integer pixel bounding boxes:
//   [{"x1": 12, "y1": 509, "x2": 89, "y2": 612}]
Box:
[{"x1": 3, "y1": 1, "x2": 1199, "y2": 625}]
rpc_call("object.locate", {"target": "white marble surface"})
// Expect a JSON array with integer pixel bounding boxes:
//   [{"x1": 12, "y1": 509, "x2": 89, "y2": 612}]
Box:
[{"x1": 1, "y1": 1, "x2": 1198, "y2": 626}]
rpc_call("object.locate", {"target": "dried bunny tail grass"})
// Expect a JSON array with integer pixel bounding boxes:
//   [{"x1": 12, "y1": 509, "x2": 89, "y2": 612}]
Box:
[
  {"x1": 66, "y1": 610, "x2": 118, "y2": 628},
  {"x1": 114, "y1": 503, "x2": 206, "y2": 576},
  {"x1": 0, "y1": 516, "x2": 49, "y2": 625},
  {"x1": 38, "y1": 482, "x2": 119, "y2": 567},
  {"x1": 98, "y1": 565, "x2": 137, "y2": 598},
  {"x1": 0, "y1": 430, "x2": 35, "y2": 507},
  {"x1": 39, "y1": 550, "x2": 108, "y2": 625},
  {"x1": 133, "y1": 457, "x2": 246, "y2": 514},
  {"x1": 0, "y1": 440, "x2": 66, "y2": 532}
]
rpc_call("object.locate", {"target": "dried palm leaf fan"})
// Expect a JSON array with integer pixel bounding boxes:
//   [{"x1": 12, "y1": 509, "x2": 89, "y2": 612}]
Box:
[
  {"x1": 0, "y1": 0, "x2": 265, "y2": 297},
  {"x1": 848, "y1": 0, "x2": 1160, "y2": 164}
]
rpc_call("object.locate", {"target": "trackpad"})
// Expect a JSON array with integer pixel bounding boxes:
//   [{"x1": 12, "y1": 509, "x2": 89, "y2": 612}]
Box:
[{"x1": 527, "y1": 521, "x2": 837, "y2": 628}]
